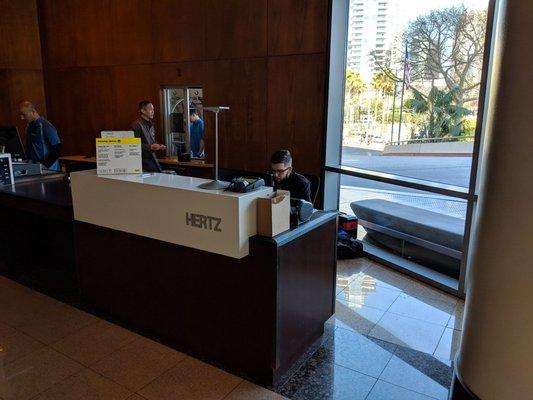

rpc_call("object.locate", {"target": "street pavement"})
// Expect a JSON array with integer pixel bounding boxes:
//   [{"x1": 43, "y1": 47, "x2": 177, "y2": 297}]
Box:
[{"x1": 339, "y1": 145, "x2": 471, "y2": 219}]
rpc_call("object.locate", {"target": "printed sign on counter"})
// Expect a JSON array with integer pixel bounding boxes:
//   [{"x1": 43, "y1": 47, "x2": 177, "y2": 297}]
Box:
[{"x1": 96, "y1": 137, "x2": 142, "y2": 175}]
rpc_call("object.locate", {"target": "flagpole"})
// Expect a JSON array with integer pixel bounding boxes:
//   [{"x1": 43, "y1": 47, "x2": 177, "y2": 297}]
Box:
[
  {"x1": 390, "y1": 79, "x2": 398, "y2": 144},
  {"x1": 397, "y1": 46, "x2": 408, "y2": 145}
]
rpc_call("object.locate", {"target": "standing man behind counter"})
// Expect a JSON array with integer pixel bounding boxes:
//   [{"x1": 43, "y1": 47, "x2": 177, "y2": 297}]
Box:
[
  {"x1": 131, "y1": 101, "x2": 166, "y2": 173},
  {"x1": 270, "y1": 150, "x2": 311, "y2": 203},
  {"x1": 19, "y1": 101, "x2": 61, "y2": 171},
  {"x1": 190, "y1": 111, "x2": 205, "y2": 158}
]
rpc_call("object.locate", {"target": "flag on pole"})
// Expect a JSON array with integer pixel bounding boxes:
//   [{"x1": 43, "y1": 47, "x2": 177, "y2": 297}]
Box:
[{"x1": 403, "y1": 43, "x2": 412, "y2": 91}]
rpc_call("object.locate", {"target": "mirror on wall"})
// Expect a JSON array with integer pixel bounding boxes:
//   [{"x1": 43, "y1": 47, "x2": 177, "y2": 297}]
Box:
[{"x1": 160, "y1": 86, "x2": 204, "y2": 161}]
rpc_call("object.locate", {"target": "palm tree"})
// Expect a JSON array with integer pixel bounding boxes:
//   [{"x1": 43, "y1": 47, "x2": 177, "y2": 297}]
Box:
[
  {"x1": 372, "y1": 71, "x2": 395, "y2": 124},
  {"x1": 409, "y1": 86, "x2": 471, "y2": 138},
  {"x1": 344, "y1": 70, "x2": 366, "y2": 126}
]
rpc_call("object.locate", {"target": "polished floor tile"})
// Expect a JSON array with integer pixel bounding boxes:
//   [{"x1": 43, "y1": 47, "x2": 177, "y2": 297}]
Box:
[
  {"x1": 403, "y1": 281, "x2": 458, "y2": 306},
  {"x1": 359, "y1": 264, "x2": 414, "y2": 291},
  {"x1": 32, "y1": 368, "x2": 132, "y2": 400},
  {"x1": 336, "y1": 258, "x2": 371, "y2": 281},
  {"x1": 379, "y1": 346, "x2": 452, "y2": 400},
  {"x1": 368, "y1": 312, "x2": 446, "y2": 354},
  {"x1": 0, "y1": 347, "x2": 83, "y2": 400},
  {"x1": 434, "y1": 328, "x2": 462, "y2": 360},
  {"x1": 320, "y1": 327, "x2": 397, "y2": 378},
  {"x1": 366, "y1": 380, "x2": 437, "y2": 400},
  {"x1": 52, "y1": 320, "x2": 140, "y2": 366},
  {"x1": 338, "y1": 281, "x2": 401, "y2": 311},
  {"x1": 91, "y1": 337, "x2": 186, "y2": 392},
  {"x1": 9, "y1": 301, "x2": 100, "y2": 345},
  {"x1": 0, "y1": 329, "x2": 44, "y2": 364},
  {"x1": 0, "y1": 322, "x2": 18, "y2": 339},
  {"x1": 447, "y1": 301, "x2": 465, "y2": 331},
  {"x1": 328, "y1": 300, "x2": 385, "y2": 334},
  {"x1": 279, "y1": 355, "x2": 376, "y2": 400},
  {"x1": 139, "y1": 357, "x2": 242, "y2": 400},
  {"x1": 388, "y1": 293, "x2": 455, "y2": 326},
  {"x1": 225, "y1": 381, "x2": 289, "y2": 400}
]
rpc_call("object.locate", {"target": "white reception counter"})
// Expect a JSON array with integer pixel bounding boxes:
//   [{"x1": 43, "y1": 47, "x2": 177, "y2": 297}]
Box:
[{"x1": 70, "y1": 170, "x2": 273, "y2": 258}]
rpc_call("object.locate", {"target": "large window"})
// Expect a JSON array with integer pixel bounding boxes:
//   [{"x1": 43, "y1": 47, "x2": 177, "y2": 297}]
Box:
[{"x1": 326, "y1": 0, "x2": 494, "y2": 295}]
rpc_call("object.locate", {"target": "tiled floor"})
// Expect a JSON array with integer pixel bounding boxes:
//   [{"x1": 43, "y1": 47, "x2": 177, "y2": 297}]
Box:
[
  {"x1": 0, "y1": 257, "x2": 463, "y2": 400},
  {"x1": 0, "y1": 275, "x2": 286, "y2": 400},
  {"x1": 277, "y1": 258, "x2": 463, "y2": 400}
]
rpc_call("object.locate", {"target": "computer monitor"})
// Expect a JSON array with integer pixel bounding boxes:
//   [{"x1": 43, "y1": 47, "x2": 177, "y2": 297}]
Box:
[{"x1": 0, "y1": 126, "x2": 26, "y2": 160}]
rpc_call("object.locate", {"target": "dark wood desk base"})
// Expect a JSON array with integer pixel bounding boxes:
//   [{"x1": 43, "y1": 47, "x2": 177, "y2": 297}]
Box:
[{"x1": 74, "y1": 215, "x2": 337, "y2": 385}]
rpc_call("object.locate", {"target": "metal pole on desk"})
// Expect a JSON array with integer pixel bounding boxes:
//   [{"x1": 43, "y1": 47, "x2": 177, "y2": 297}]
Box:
[{"x1": 198, "y1": 106, "x2": 230, "y2": 190}]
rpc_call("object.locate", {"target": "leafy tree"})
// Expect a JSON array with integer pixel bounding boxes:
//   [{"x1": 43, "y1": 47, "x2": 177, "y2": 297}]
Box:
[
  {"x1": 405, "y1": 6, "x2": 487, "y2": 108},
  {"x1": 345, "y1": 69, "x2": 365, "y2": 99},
  {"x1": 344, "y1": 69, "x2": 366, "y2": 124},
  {"x1": 408, "y1": 87, "x2": 471, "y2": 138},
  {"x1": 372, "y1": 71, "x2": 395, "y2": 96}
]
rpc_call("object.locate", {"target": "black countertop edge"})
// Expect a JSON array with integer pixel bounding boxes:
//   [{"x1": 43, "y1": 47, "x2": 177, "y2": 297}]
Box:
[{"x1": 252, "y1": 210, "x2": 338, "y2": 246}]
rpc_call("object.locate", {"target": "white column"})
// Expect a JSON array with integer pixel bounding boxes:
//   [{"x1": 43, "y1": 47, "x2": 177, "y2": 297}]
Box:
[{"x1": 456, "y1": 0, "x2": 533, "y2": 398}]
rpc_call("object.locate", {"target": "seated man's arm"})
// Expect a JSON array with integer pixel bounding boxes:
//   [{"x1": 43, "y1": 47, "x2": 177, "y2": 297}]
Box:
[{"x1": 301, "y1": 179, "x2": 312, "y2": 203}]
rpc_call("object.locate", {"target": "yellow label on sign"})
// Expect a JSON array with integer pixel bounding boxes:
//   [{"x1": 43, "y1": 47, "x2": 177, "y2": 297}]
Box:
[{"x1": 96, "y1": 138, "x2": 141, "y2": 145}]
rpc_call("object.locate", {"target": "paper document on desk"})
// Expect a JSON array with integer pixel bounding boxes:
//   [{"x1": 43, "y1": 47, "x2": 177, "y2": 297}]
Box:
[
  {"x1": 100, "y1": 130, "x2": 134, "y2": 138},
  {"x1": 96, "y1": 137, "x2": 142, "y2": 175}
]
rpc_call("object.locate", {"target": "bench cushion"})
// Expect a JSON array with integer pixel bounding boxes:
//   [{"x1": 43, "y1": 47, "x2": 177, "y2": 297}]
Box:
[{"x1": 350, "y1": 199, "x2": 464, "y2": 252}]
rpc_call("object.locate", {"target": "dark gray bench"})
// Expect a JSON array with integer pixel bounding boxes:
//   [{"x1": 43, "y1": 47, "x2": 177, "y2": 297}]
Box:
[{"x1": 351, "y1": 199, "x2": 465, "y2": 277}]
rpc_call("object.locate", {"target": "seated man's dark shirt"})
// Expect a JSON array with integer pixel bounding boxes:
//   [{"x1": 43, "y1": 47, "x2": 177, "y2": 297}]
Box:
[{"x1": 274, "y1": 172, "x2": 312, "y2": 203}]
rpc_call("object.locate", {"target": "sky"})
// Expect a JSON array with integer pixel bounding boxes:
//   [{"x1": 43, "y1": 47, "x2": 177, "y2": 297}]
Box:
[{"x1": 399, "y1": 0, "x2": 489, "y2": 24}]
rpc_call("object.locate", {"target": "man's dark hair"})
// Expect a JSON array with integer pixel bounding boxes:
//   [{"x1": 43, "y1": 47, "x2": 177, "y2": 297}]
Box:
[
  {"x1": 271, "y1": 149, "x2": 292, "y2": 165},
  {"x1": 138, "y1": 101, "x2": 152, "y2": 112}
]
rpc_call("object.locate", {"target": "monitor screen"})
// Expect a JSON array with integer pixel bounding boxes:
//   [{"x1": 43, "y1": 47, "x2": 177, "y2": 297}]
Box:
[{"x1": 0, "y1": 126, "x2": 26, "y2": 160}]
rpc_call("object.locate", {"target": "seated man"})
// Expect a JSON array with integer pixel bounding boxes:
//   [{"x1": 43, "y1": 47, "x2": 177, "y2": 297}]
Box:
[{"x1": 270, "y1": 149, "x2": 311, "y2": 202}]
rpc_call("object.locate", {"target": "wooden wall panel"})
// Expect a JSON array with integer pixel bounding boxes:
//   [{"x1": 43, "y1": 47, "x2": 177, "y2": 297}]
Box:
[
  {"x1": 204, "y1": 59, "x2": 268, "y2": 172},
  {"x1": 112, "y1": 0, "x2": 155, "y2": 65},
  {"x1": 205, "y1": 0, "x2": 268, "y2": 59},
  {"x1": 152, "y1": 0, "x2": 206, "y2": 62},
  {"x1": 0, "y1": 70, "x2": 12, "y2": 125},
  {"x1": 113, "y1": 64, "x2": 157, "y2": 132},
  {"x1": 37, "y1": 0, "x2": 330, "y2": 181},
  {"x1": 46, "y1": 68, "x2": 116, "y2": 155},
  {"x1": 267, "y1": 54, "x2": 326, "y2": 176},
  {"x1": 268, "y1": 0, "x2": 329, "y2": 56},
  {"x1": 0, "y1": 0, "x2": 45, "y2": 139},
  {"x1": 0, "y1": 0, "x2": 42, "y2": 69}
]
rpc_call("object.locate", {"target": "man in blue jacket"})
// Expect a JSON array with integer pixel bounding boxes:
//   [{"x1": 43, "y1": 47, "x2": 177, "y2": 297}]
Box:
[
  {"x1": 190, "y1": 111, "x2": 205, "y2": 158},
  {"x1": 19, "y1": 101, "x2": 61, "y2": 171}
]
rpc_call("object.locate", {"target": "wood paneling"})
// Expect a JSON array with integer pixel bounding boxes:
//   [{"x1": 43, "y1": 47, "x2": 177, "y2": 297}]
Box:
[
  {"x1": 204, "y1": 58, "x2": 268, "y2": 172},
  {"x1": 205, "y1": 0, "x2": 268, "y2": 59},
  {"x1": 152, "y1": 0, "x2": 206, "y2": 62},
  {"x1": 267, "y1": 54, "x2": 326, "y2": 176},
  {"x1": 112, "y1": 0, "x2": 155, "y2": 65},
  {"x1": 46, "y1": 68, "x2": 116, "y2": 155},
  {"x1": 36, "y1": 0, "x2": 330, "y2": 183},
  {"x1": 113, "y1": 64, "x2": 157, "y2": 131},
  {"x1": 0, "y1": 0, "x2": 45, "y2": 138},
  {"x1": 0, "y1": 0, "x2": 42, "y2": 69},
  {"x1": 268, "y1": 0, "x2": 329, "y2": 56}
]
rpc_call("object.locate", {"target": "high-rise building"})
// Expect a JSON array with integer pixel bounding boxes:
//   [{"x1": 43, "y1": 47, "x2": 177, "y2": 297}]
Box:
[{"x1": 346, "y1": 0, "x2": 400, "y2": 81}]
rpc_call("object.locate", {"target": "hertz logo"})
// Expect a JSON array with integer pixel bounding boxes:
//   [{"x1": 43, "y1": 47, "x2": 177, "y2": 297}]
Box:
[{"x1": 185, "y1": 212, "x2": 222, "y2": 232}]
